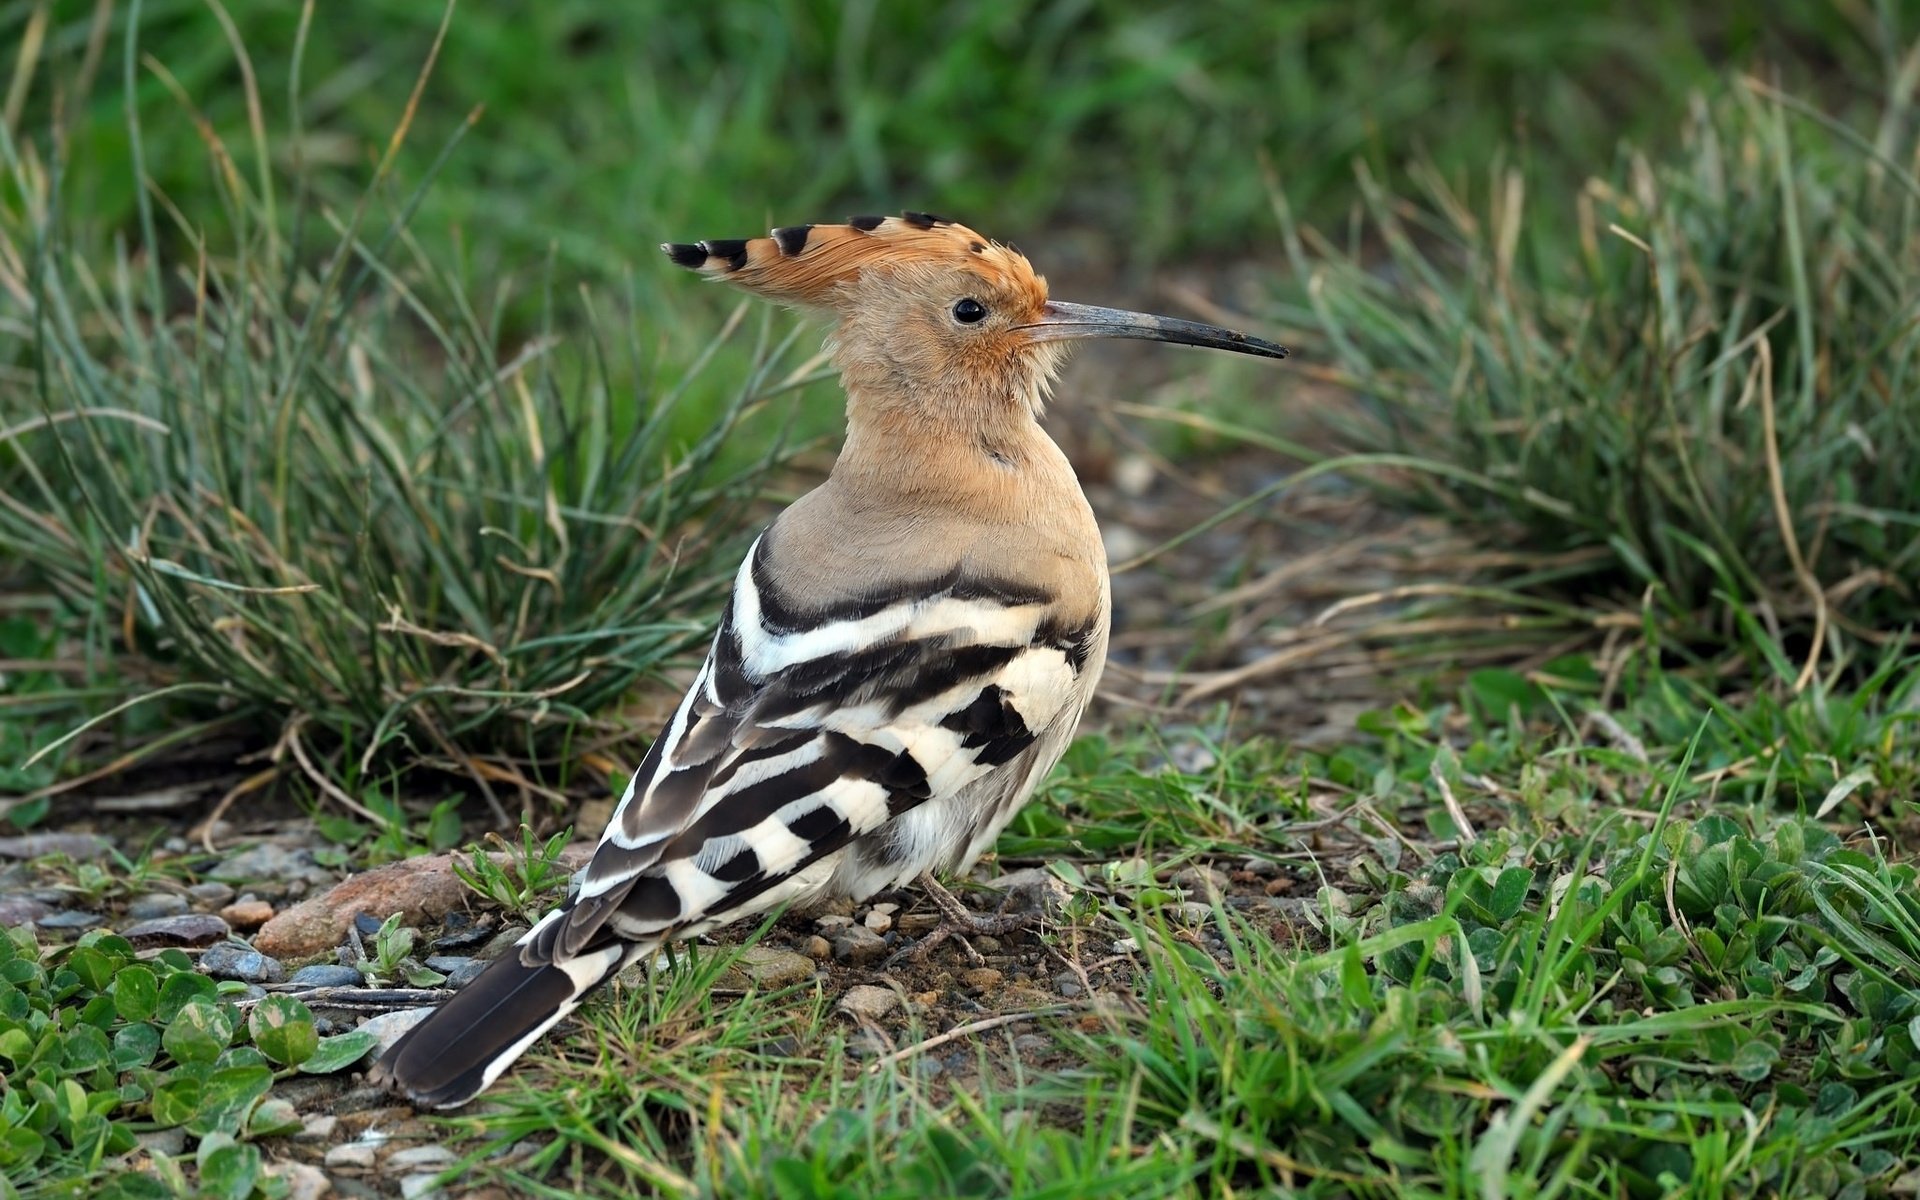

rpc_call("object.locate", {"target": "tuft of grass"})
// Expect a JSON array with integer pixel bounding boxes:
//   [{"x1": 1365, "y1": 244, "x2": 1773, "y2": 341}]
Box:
[
  {"x1": 1272, "y1": 69, "x2": 1920, "y2": 669},
  {"x1": 0, "y1": 22, "x2": 828, "y2": 816}
]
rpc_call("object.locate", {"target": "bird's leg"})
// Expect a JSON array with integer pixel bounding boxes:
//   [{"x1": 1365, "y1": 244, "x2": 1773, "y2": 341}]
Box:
[{"x1": 886, "y1": 872, "x2": 1042, "y2": 968}]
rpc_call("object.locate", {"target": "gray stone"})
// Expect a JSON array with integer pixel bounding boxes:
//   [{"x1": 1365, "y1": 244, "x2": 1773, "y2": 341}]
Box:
[
  {"x1": 846, "y1": 1029, "x2": 889, "y2": 1060},
  {"x1": 478, "y1": 924, "x2": 531, "y2": 960},
  {"x1": 1054, "y1": 972, "x2": 1084, "y2": 998},
  {"x1": 0, "y1": 895, "x2": 52, "y2": 926},
  {"x1": 356, "y1": 1007, "x2": 434, "y2": 1058},
  {"x1": 734, "y1": 947, "x2": 816, "y2": 988},
  {"x1": 386, "y1": 1145, "x2": 456, "y2": 1171},
  {"x1": 295, "y1": 1113, "x2": 339, "y2": 1141},
  {"x1": 1013, "y1": 1034, "x2": 1051, "y2": 1056},
  {"x1": 264, "y1": 1161, "x2": 330, "y2": 1200},
  {"x1": 446, "y1": 959, "x2": 486, "y2": 989},
  {"x1": 813, "y1": 914, "x2": 853, "y2": 935},
  {"x1": 187, "y1": 881, "x2": 236, "y2": 908},
  {"x1": 399, "y1": 1173, "x2": 446, "y2": 1200},
  {"x1": 838, "y1": 984, "x2": 902, "y2": 1021},
  {"x1": 212, "y1": 843, "x2": 330, "y2": 888},
  {"x1": 289, "y1": 964, "x2": 365, "y2": 988},
  {"x1": 200, "y1": 942, "x2": 285, "y2": 983},
  {"x1": 323, "y1": 1142, "x2": 377, "y2": 1170},
  {"x1": 135, "y1": 1127, "x2": 188, "y2": 1157},
  {"x1": 1173, "y1": 865, "x2": 1231, "y2": 900},
  {"x1": 126, "y1": 892, "x2": 189, "y2": 920},
  {"x1": 0, "y1": 833, "x2": 110, "y2": 859},
  {"x1": 831, "y1": 926, "x2": 887, "y2": 966},
  {"x1": 121, "y1": 913, "x2": 230, "y2": 947},
  {"x1": 423, "y1": 954, "x2": 476, "y2": 974},
  {"x1": 1173, "y1": 902, "x2": 1215, "y2": 925},
  {"x1": 36, "y1": 909, "x2": 101, "y2": 931},
  {"x1": 983, "y1": 866, "x2": 1072, "y2": 915}
]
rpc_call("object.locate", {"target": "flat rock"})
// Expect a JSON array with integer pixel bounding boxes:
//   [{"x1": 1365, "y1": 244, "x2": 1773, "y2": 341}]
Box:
[
  {"x1": 838, "y1": 984, "x2": 901, "y2": 1021},
  {"x1": 0, "y1": 833, "x2": 110, "y2": 859},
  {"x1": 982, "y1": 866, "x2": 1072, "y2": 915},
  {"x1": 289, "y1": 964, "x2": 365, "y2": 988},
  {"x1": 732, "y1": 946, "x2": 816, "y2": 988},
  {"x1": 323, "y1": 1143, "x2": 377, "y2": 1170},
  {"x1": 121, "y1": 913, "x2": 230, "y2": 947},
  {"x1": 356, "y1": 1007, "x2": 435, "y2": 1058},
  {"x1": 386, "y1": 1145, "x2": 456, "y2": 1171},
  {"x1": 831, "y1": 926, "x2": 887, "y2": 966},
  {"x1": 0, "y1": 895, "x2": 52, "y2": 926},
  {"x1": 187, "y1": 881, "x2": 236, "y2": 908},
  {"x1": 958, "y1": 967, "x2": 1003, "y2": 993},
  {"x1": 200, "y1": 943, "x2": 285, "y2": 983},
  {"x1": 36, "y1": 910, "x2": 102, "y2": 931},
  {"x1": 126, "y1": 893, "x2": 190, "y2": 920}
]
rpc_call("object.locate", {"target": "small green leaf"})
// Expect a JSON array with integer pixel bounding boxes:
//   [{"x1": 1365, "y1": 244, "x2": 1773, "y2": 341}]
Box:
[
  {"x1": 150, "y1": 1075, "x2": 203, "y2": 1128},
  {"x1": 301, "y1": 1029, "x2": 378, "y2": 1074},
  {"x1": 197, "y1": 1138, "x2": 262, "y2": 1200},
  {"x1": 113, "y1": 1023, "x2": 161, "y2": 1070},
  {"x1": 1732, "y1": 1039, "x2": 1778, "y2": 1082},
  {"x1": 187, "y1": 1064, "x2": 274, "y2": 1137},
  {"x1": 156, "y1": 971, "x2": 218, "y2": 1021},
  {"x1": 113, "y1": 966, "x2": 159, "y2": 1023},
  {"x1": 162, "y1": 998, "x2": 233, "y2": 1065},
  {"x1": 248, "y1": 994, "x2": 318, "y2": 1067},
  {"x1": 66, "y1": 947, "x2": 116, "y2": 993},
  {"x1": 1488, "y1": 867, "x2": 1532, "y2": 922}
]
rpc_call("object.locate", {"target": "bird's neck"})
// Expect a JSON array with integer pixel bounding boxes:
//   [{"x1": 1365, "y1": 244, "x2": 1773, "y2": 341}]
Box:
[{"x1": 831, "y1": 380, "x2": 1063, "y2": 515}]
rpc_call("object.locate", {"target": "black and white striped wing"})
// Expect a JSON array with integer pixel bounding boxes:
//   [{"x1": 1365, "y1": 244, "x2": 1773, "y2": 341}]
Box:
[{"x1": 540, "y1": 534, "x2": 1098, "y2": 962}]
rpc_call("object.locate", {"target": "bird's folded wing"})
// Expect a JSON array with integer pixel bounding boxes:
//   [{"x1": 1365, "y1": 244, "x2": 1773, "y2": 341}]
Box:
[{"x1": 531, "y1": 534, "x2": 1097, "y2": 963}]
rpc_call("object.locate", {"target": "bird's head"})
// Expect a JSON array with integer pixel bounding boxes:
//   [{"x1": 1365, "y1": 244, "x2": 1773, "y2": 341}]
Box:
[{"x1": 664, "y1": 213, "x2": 1286, "y2": 426}]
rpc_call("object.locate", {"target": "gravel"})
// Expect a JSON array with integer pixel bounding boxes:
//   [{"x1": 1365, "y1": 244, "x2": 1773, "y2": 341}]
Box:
[{"x1": 200, "y1": 943, "x2": 286, "y2": 983}]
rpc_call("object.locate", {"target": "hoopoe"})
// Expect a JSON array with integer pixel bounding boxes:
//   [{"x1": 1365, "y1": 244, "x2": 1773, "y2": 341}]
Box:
[{"x1": 371, "y1": 212, "x2": 1287, "y2": 1108}]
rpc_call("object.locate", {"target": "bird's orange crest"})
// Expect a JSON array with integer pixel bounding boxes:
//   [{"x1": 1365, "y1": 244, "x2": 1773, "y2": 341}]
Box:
[{"x1": 662, "y1": 212, "x2": 1046, "y2": 313}]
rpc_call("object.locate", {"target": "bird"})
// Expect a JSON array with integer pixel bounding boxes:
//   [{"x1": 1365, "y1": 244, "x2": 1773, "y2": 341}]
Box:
[{"x1": 370, "y1": 211, "x2": 1288, "y2": 1108}]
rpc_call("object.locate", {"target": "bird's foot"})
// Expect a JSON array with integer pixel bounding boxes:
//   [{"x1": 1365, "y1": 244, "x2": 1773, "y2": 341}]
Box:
[{"x1": 885, "y1": 872, "x2": 1040, "y2": 968}]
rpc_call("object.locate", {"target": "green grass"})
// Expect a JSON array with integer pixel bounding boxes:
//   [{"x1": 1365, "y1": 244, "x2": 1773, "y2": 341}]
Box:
[{"x1": 1266, "y1": 68, "x2": 1920, "y2": 662}]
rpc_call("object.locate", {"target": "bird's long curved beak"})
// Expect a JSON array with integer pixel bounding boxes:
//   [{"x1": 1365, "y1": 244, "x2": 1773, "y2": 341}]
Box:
[{"x1": 1018, "y1": 300, "x2": 1288, "y2": 360}]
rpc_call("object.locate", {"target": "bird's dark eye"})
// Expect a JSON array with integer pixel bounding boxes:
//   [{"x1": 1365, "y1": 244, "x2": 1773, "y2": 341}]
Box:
[{"x1": 952, "y1": 298, "x2": 988, "y2": 324}]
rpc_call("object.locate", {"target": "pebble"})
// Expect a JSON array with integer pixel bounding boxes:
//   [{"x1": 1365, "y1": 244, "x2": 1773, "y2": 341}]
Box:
[
  {"x1": 802, "y1": 935, "x2": 832, "y2": 961},
  {"x1": 813, "y1": 914, "x2": 853, "y2": 935},
  {"x1": 357, "y1": 1007, "x2": 434, "y2": 1057},
  {"x1": 323, "y1": 1143, "x2": 377, "y2": 1170},
  {"x1": 913, "y1": 1056, "x2": 945, "y2": 1079},
  {"x1": 942, "y1": 1051, "x2": 974, "y2": 1075},
  {"x1": 289, "y1": 964, "x2": 365, "y2": 989},
  {"x1": 1013, "y1": 1034, "x2": 1051, "y2": 1056},
  {"x1": 973, "y1": 936, "x2": 1002, "y2": 954},
  {"x1": 424, "y1": 954, "x2": 477, "y2": 975},
  {"x1": 958, "y1": 967, "x2": 1003, "y2": 992},
  {"x1": 36, "y1": 910, "x2": 102, "y2": 931},
  {"x1": 352, "y1": 913, "x2": 386, "y2": 938},
  {"x1": 1172, "y1": 865, "x2": 1231, "y2": 900},
  {"x1": 1241, "y1": 855, "x2": 1282, "y2": 878},
  {"x1": 867, "y1": 902, "x2": 900, "y2": 917},
  {"x1": 386, "y1": 1146, "x2": 456, "y2": 1171},
  {"x1": 838, "y1": 985, "x2": 902, "y2": 1020},
  {"x1": 200, "y1": 943, "x2": 286, "y2": 983},
  {"x1": 264, "y1": 1162, "x2": 330, "y2": 1200},
  {"x1": 126, "y1": 893, "x2": 189, "y2": 920},
  {"x1": 295, "y1": 1114, "x2": 339, "y2": 1141},
  {"x1": 400, "y1": 1174, "x2": 446, "y2": 1200},
  {"x1": 831, "y1": 926, "x2": 887, "y2": 966},
  {"x1": 0, "y1": 833, "x2": 110, "y2": 859},
  {"x1": 863, "y1": 909, "x2": 893, "y2": 935},
  {"x1": 1054, "y1": 972, "x2": 1084, "y2": 998},
  {"x1": 478, "y1": 924, "x2": 531, "y2": 960},
  {"x1": 431, "y1": 918, "x2": 495, "y2": 952},
  {"x1": 220, "y1": 899, "x2": 274, "y2": 929},
  {"x1": 0, "y1": 895, "x2": 52, "y2": 926},
  {"x1": 213, "y1": 843, "x2": 331, "y2": 888},
  {"x1": 187, "y1": 881, "x2": 236, "y2": 908},
  {"x1": 121, "y1": 913, "x2": 230, "y2": 948},
  {"x1": 446, "y1": 960, "x2": 486, "y2": 989},
  {"x1": 734, "y1": 947, "x2": 816, "y2": 988}
]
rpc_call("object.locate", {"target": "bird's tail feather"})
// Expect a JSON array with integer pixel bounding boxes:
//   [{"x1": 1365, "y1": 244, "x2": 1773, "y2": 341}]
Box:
[{"x1": 368, "y1": 933, "x2": 634, "y2": 1109}]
